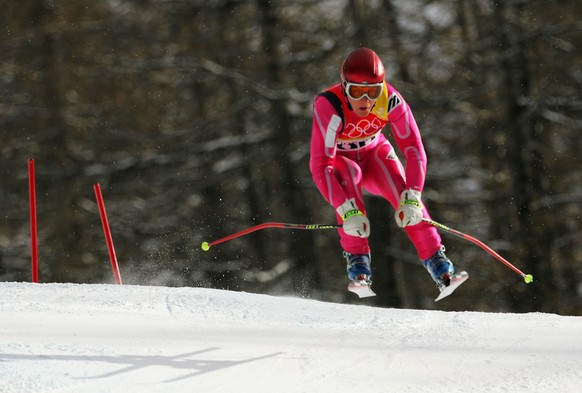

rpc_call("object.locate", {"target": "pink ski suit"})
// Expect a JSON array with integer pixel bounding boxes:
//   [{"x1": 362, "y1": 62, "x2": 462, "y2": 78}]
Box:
[{"x1": 310, "y1": 82, "x2": 442, "y2": 260}]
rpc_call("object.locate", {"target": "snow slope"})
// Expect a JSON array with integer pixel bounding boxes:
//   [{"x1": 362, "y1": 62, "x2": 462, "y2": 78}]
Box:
[{"x1": 0, "y1": 282, "x2": 580, "y2": 393}]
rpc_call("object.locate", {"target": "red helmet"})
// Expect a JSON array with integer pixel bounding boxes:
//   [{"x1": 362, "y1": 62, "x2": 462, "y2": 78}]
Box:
[{"x1": 341, "y1": 48, "x2": 385, "y2": 84}]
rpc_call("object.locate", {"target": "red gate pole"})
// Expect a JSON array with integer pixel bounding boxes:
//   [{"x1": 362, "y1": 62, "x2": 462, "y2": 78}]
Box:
[
  {"x1": 28, "y1": 159, "x2": 39, "y2": 283},
  {"x1": 93, "y1": 183, "x2": 122, "y2": 285}
]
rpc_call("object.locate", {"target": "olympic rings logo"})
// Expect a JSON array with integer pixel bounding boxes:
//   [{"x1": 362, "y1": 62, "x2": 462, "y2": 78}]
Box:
[{"x1": 343, "y1": 118, "x2": 383, "y2": 138}]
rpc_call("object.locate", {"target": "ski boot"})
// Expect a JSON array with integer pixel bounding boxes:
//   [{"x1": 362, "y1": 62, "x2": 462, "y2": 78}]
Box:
[
  {"x1": 422, "y1": 246, "x2": 468, "y2": 301},
  {"x1": 344, "y1": 251, "x2": 372, "y2": 281},
  {"x1": 422, "y1": 246, "x2": 455, "y2": 288},
  {"x1": 344, "y1": 252, "x2": 375, "y2": 298}
]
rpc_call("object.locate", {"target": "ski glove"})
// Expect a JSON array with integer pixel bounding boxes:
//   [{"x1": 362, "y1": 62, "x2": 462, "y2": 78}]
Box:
[
  {"x1": 395, "y1": 189, "x2": 423, "y2": 228},
  {"x1": 336, "y1": 198, "x2": 370, "y2": 238}
]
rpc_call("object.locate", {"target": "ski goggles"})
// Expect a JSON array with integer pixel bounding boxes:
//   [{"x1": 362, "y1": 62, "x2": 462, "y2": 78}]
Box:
[{"x1": 344, "y1": 82, "x2": 383, "y2": 100}]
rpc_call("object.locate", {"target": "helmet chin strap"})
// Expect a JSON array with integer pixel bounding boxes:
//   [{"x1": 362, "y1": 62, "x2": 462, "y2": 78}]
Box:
[
  {"x1": 341, "y1": 86, "x2": 354, "y2": 112},
  {"x1": 339, "y1": 75, "x2": 356, "y2": 112}
]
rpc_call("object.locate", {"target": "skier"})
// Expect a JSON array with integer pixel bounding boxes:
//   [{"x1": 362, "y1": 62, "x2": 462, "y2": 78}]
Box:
[{"x1": 309, "y1": 47, "x2": 455, "y2": 293}]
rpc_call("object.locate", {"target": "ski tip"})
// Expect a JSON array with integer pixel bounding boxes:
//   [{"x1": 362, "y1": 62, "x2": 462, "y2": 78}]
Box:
[
  {"x1": 435, "y1": 271, "x2": 469, "y2": 302},
  {"x1": 347, "y1": 281, "x2": 376, "y2": 298}
]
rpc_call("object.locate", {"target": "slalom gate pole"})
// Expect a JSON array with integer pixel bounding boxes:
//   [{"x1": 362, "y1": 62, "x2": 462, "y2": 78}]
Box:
[
  {"x1": 28, "y1": 159, "x2": 39, "y2": 283},
  {"x1": 93, "y1": 183, "x2": 122, "y2": 285},
  {"x1": 423, "y1": 218, "x2": 533, "y2": 284},
  {"x1": 201, "y1": 222, "x2": 341, "y2": 251}
]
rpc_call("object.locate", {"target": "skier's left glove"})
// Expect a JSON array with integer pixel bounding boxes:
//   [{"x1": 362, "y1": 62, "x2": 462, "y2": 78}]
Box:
[
  {"x1": 336, "y1": 198, "x2": 370, "y2": 238},
  {"x1": 395, "y1": 189, "x2": 423, "y2": 228}
]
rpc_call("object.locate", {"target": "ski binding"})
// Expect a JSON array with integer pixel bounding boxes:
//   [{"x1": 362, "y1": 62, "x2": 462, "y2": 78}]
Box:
[
  {"x1": 348, "y1": 275, "x2": 376, "y2": 298},
  {"x1": 435, "y1": 271, "x2": 469, "y2": 302}
]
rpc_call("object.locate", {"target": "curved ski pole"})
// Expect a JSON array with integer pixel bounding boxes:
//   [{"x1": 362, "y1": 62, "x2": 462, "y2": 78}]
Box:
[
  {"x1": 422, "y1": 218, "x2": 533, "y2": 284},
  {"x1": 201, "y1": 222, "x2": 341, "y2": 251}
]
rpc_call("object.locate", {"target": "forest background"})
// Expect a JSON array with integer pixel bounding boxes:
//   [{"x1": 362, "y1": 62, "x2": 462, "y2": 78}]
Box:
[{"x1": 1, "y1": 0, "x2": 580, "y2": 315}]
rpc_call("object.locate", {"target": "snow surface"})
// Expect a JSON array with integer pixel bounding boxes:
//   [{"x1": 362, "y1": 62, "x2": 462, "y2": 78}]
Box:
[{"x1": 0, "y1": 282, "x2": 581, "y2": 393}]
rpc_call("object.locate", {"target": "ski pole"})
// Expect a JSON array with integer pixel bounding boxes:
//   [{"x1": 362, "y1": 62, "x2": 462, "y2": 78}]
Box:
[
  {"x1": 201, "y1": 222, "x2": 341, "y2": 251},
  {"x1": 422, "y1": 218, "x2": 533, "y2": 284}
]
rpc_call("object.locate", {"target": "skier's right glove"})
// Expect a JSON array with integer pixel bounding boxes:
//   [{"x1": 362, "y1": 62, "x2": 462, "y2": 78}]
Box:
[{"x1": 336, "y1": 198, "x2": 370, "y2": 238}]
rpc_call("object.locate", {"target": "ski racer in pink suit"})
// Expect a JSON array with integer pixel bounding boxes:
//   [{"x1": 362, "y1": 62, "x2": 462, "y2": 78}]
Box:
[{"x1": 310, "y1": 47, "x2": 455, "y2": 290}]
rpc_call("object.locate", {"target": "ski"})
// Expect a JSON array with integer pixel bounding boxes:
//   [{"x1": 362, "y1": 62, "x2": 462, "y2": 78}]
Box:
[
  {"x1": 347, "y1": 271, "x2": 467, "y2": 300},
  {"x1": 347, "y1": 277, "x2": 376, "y2": 298},
  {"x1": 435, "y1": 271, "x2": 469, "y2": 302}
]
